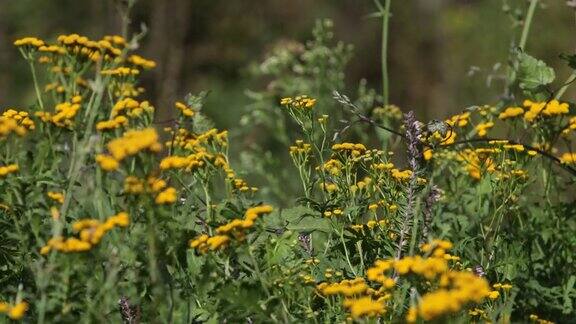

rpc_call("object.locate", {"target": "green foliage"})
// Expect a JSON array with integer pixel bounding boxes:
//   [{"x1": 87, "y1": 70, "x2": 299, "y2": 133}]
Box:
[{"x1": 0, "y1": 2, "x2": 575, "y2": 324}]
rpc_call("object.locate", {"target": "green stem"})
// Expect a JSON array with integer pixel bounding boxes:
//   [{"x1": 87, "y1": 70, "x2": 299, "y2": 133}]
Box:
[
  {"x1": 202, "y1": 179, "x2": 212, "y2": 225},
  {"x1": 508, "y1": 0, "x2": 539, "y2": 94},
  {"x1": 249, "y1": 247, "x2": 270, "y2": 296},
  {"x1": 519, "y1": 0, "x2": 539, "y2": 51},
  {"x1": 58, "y1": 73, "x2": 107, "y2": 230},
  {"x1": 338, "y1": 228, "x2": 357, "y2": 276},
  {"x1": 381, "y1": 0, "x2": 392, "y2": 105},
  {"x1": 28, "y1": 60, "x2": 45, "y2": 111},
  {"x1": 555, "y1": 71, "x2": 576, "y2": 100}
]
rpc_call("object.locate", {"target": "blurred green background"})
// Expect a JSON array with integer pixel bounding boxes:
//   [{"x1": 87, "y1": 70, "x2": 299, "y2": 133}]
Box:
[{"x1": 0, "y1": 0, "x2": 574, "y2": 126}]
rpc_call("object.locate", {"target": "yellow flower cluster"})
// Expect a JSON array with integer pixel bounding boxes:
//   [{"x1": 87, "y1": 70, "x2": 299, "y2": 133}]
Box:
[
  {"x1": 128, "y1": 54, "x2": 156, "y2": 69},
  {"x1": 113, "y1": 83, "x2": 145, "y2": 98},
  {"x1": 2, "y1": 109, "x2": 35, "y2": 131},
  {"x1": 350, "y1": 219, "x2": 388, "y2": 231},
  {"x1": 39, "y1": 45, "x2": 66, "y2": 55},
  {"x1": 350, "y1": 177, "x2": 373, "y2": 193},
  {"x1": 560, "y1": 153, "x2": 576, "y2": 164},
  {"x1": 101, "y1": 67, "x2": 140, "y2": 76},
  {"x1": 216, "y1": 205, "x2": 273, "y2": 236},
  {"x1": 475, "y1": 121, "x2": 494, "y2": 137},
  {"x1": 95, "y1": 155, "x2": 119, "y2": 171},
  {"x1": 159, "y1": 152, "x2": 213, "y2": 172},
  {"x1": 14, "y1": 37, "x2": 44, "y2": 48},
  {"x1": 458, "y1": 149, "x2": 497, "y2": 180},
  {"x1": 366, "y1": 240, "x2": 457, "y2": 288},
  {"x1": 323, "y1": 208, "x2": 343, "y2": 218},
  {"x1": 366, "y1": 260, "x2": 396, "y2": 287},
  {"x1": 0, "y1": 164, "x2": 19, "y2": 177},
  {"x1": 395, "y1": 255, "x2": 449, "y2": 278},
  {"x1": 289, "y1": 140, "x2": 311, "y2": 155},
  {"x1": 47, "y1": 191, "x2": 65, "y2": 204},
  {"x1": 492, "y1": 283, "x2": 513, "y2": 290},
  {"x1": 343, "y1": 297, "x2": 386, "y2": 319},
  {"x1": 529, "y1": 314, "x2": 555, "y2": 324},
  {"x1": 96, "y1": 116, "x2": 128, "y2": 131},
  {"x1": 35, "y1": 96, "x2": 82, "y2": 128},
  {"x1": 373, "y1": 104, "x2": 403, "y2": 120},
  {"x1": 320, "y1": 182, "x2": 338, "y2": 193},
  {"x1": 40, "y1": 212, "x2": 129, "y2": 255},
  {"x1": 155, "y1": 187, "x2": 178, "y2": 204},
  {"x1": 102, "y1": 35, "x2": 126, "y2": 47},
  {"x1": 0, "y1": 301, "x2": 28, "y2": 320},
  {"x1": 189, "y1": 235, "x2": 230, "y2": 253},
  {"x1": 123, "y1": 176, "x2": 178, "y2": 204},
  {"x1": 97, "y1": 128, "x2": 162, "y2": 171},
  {"x1": 175, "y1": 102, "x2": 195, "y2": 117},
  {"x1": 498, "y1": 106, "x2": 524, "y2": 120},
  {"x1": 322, "y1": 159, "x2": 342, "y2": 175},
  {"x1": 524, "y1": 99, "x2": 569, "y2": 122},
  {"x1": 391, "y1": 168, "x2": 412, "y2": 182},
  {"x1": 317, "y1": 278, "x2": 391, "y2": 319},
  {"x1": 57, "y1": 33, "x2": 122, "y2": 61},
  {"x1": 332, "y1": 143, "x2": 367, "y2": 157},
  {"x1": 123, "y1": 176, "x2": 144, "y2": 193},
  {"x1": 499, "y1": 145, "x2": 523, "y2": 155},
  {"x1": 280, "y1": 95, "x2": 317, "y2": 109},
  {"x1": 562, "y1": 116, "x2": 576, "y2": 136},
  {"x1": 190, "y1": 205, "x2": 273, "y2": 253},
  {"x1": 166, "y1": 128, "x2": 228, "y2": 152},
  {"x1": 44, "y1": 82, "x2": 65, "y2": 93},
  {"x1": 0, "y1": 116, "x2": 28, "y2": 137},
  {"x1": 111, "y1": 98, "x2": 154, "y2": 118},
  {"x1": 407, "y1": 271, "x2": 491, "y2": 322},
  {"x1": 446, "y1": 112, "x2": 470, "y2": 127},
  {"x1": 317, "y1": 277, "x2": 368, "y2": 296},
  {"x1": 371, "y1": 162, "x2": 394, "y2": 171}
]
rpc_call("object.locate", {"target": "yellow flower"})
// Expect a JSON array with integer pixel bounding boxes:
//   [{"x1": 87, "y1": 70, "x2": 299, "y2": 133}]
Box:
[
  {"x1": 206, "y1": 235, "x2": 230, "y2": 250},
  {"x1": 0, "y1": 164, "x2": 19, "y2": 177},
  {"x1": 406, "y1": 306, "x2": 418, "y2": 323},
  {"x1": 123, "y1": 176, "x2": 145, "y2": 194},
  {"x1": 96, "y1": 116, "x2": 129, "y2": 131},
  {"x1": 423, "y1": 148, "x2": 433, "y2": 161},
  {"x1": 280, "y1": 95, "x2": 316, "y2": 109},
  {"x1": 47, "y1": 191, "x2": 65, "y2": 204},
  {"x1": 391, "y1": 168, "x2": 412, "y2": 181},
  {"x1": 501, "y1": 283, "x2": 512, "y2": 290},
  {"x1": 107, "y1": 128, "x2": 162, "y2": 161},
  {"x1": 446, "y1": 112, "x2": 470, "y2": 127},
  {"x1": 475, "y1": 122, "x2": 494, "y2": 137},
  {"x1": 342, "y1": 296, "x2": 385, "y2": 319},
  {"x1": 101, "y1": 67, "x2": 140, "y2": 76},
  {"x1": 0, "y1": 117, "x2": 27, "y2": 137},
  {"x1": 503, "y1": 144, "x2": 524, "y2": 152},
  {"x1": 128, "y1": 54, "x2": 156, "y2": 69},
  {"x1": 523, "y1": 99, "x2": 569, "y2": 122},
  {"x1": 7, "y1": 301, "x2": 28, "y2": 320},
  {"x1": 332, "y1": 142, "x2": 367, "y2": 157},
  {"x1": 155, "y1": 187, "x2": 177, "y2": 204},
  {"x1": 14, "y1": 37, "x2": 45, "y2": 48},
  {"x1": 175, "y1": 102, "x2": 195, "y2": 117},
  {"x1": 498, "y1": 106, "x2": 524, "y2": 120},
  {"x1": 96, "y1": 154, "x2": 119, "y2": 171},
  {"x1": 560, "y1": 153, "x2": 576, "y2": 164},
  {"x1": 488, "y1": 290, "x2": 500, "y2": 299}
]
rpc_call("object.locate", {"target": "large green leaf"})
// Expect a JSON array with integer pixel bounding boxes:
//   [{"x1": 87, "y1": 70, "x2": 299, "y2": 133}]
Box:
[{"x1": 517, "y1": 52, "x2": 555, "y2": 90}]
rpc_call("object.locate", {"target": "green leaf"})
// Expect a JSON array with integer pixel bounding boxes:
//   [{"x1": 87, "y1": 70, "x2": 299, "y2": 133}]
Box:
[
  {"x1": 516, "y1": 52, "x2": 555, "y2": 90},
  {"x1": 286, "y1": 216, "x2": 331, "y2": 233},
  {"x1": 280, "y1": 206, "x2": 319, "y2": 223},
  {"x1": 559, "y1": 53, "x2": 576, "y2": 70}
]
